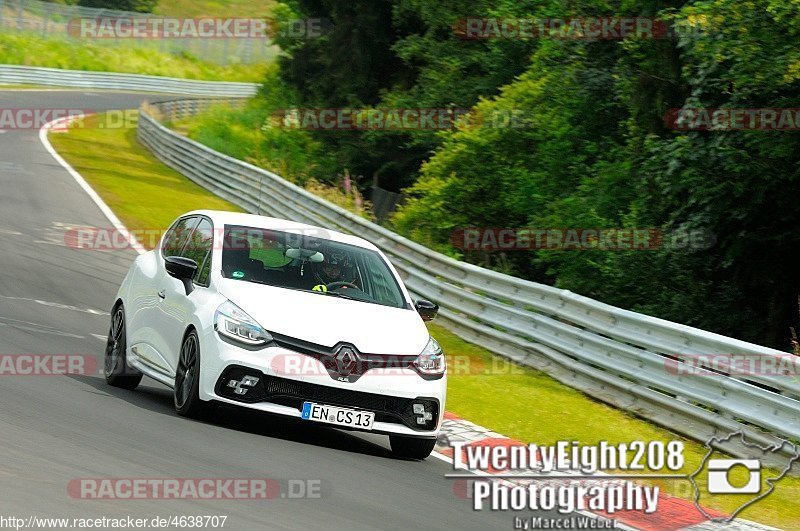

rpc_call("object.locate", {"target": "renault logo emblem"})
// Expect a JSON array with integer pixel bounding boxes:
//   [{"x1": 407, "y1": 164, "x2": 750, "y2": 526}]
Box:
[{"x1": 334, "y1": 346, "x2": 359, "y2": 376}]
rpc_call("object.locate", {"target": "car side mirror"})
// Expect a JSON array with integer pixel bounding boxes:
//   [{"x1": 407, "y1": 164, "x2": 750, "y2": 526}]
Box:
[
  {"x1": 165, "y1": 256, "x2": 197, "y2": 295},
  {"x1": 415, "y1": 300, "x2": 439, "y2": 322}
]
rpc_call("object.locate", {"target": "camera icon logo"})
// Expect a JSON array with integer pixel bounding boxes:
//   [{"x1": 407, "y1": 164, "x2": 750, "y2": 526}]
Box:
[{"x1": 707, "y1": 459, "x2": 761, "y2": 494}]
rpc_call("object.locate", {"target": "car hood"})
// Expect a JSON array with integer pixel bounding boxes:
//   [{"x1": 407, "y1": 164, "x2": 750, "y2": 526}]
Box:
[{"x1": 217, "y1": 279, "x2": 429, "y2": 355}]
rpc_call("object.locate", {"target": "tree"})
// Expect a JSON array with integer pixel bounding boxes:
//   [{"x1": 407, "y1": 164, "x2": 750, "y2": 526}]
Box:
[
  {"x1": 272, "y1": 0, "x2": 800, "y2": 348},
  {"x1": 394, "y1": 0, "x2": 800, "y2": 349},
  {"x1": 274, "y1": 0, "x2": 539, "y2": 191}
]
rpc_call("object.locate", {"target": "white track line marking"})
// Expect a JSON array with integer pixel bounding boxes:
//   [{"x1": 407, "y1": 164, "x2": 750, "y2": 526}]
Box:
[
  {"x1": 0, "y1": 294, "x2": 107, "y2": 315},
  {"x1": 39, "y1": 115, "x2": 146, "y2": 256},
  {"x1": 0, "y1": 317, "x2": 84, "y2": 339}
]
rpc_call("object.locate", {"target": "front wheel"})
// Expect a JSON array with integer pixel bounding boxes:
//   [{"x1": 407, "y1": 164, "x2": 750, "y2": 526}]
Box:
[
  {"x1": 174, "y1": 330, "x2": 208, "y2": 419},
  {"x1": 104, "y1": 305, "x2": 143, "y2": 390},
  {"x1": 389, "y1": 436, "x2": 437, "y2": 460}
]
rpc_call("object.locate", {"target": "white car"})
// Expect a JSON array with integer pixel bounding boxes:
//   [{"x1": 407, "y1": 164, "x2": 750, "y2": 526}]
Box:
[{"x1": 104, "y1": 210, "x2": 446, "y2": 459}]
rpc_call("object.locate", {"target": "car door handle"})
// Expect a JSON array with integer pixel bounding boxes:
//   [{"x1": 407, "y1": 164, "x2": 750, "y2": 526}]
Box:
[{"x1": 157, "y1": 290, "x2": 166, "y2": 300}]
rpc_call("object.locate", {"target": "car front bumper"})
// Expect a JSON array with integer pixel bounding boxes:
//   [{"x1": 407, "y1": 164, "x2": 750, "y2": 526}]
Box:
[{"x1": 197, "y1": 327, "x2": 447, "y2": 438}]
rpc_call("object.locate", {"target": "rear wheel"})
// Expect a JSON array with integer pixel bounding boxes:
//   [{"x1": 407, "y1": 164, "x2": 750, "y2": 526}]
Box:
[
  {"x1": 390, "y1": 436, "x2": 437, "y2": 460},
  {"x1": 104, "y1": 305, "x2": 143, "y2": 390},
  {"x1": 174, "y1": 330, "x2": 208, "y2": 418}
]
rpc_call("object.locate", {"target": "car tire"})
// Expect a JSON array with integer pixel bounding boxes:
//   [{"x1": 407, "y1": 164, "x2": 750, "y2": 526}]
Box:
[
  {"x1": 174, "y1": 329, "x2": 208, "y2": 419},
  {"x1": 104, "y1": 305, "x2": 143, "y2": 390},
  {"x1": 389, "y1": 436, "x2": 437, "y2": 460}
]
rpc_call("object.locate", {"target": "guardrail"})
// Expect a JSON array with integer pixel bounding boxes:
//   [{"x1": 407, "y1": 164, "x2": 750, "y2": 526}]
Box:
[
  {"x1": 0, "y1": 65, "x2": 259, "y2": 97},
  {"x1": 138, "y1": 99, "x2": 800, "y2": 464}
]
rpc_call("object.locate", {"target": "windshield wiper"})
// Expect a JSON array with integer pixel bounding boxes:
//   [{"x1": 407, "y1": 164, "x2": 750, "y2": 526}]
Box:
[
  {"x1": 295, "y1": 287, "x2": 380, "y2": 304},
  {"x1": 320, "y1": 291, "x2": 360, "y2": 301}
]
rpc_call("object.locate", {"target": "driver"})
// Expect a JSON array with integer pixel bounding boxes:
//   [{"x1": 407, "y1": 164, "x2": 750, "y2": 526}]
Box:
[{"x1": 312, "y1": 248, "x2": 358, "y2": 289}]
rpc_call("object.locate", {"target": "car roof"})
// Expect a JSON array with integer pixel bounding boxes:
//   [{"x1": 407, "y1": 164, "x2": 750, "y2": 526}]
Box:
[{"x1": 184, "y1": 210, "x2": 381, "y2": 252}]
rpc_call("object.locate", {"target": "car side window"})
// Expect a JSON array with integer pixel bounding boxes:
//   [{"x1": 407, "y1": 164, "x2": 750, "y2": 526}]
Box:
[
  {"x1": 162, "y1": 216, "x2": 199, "y2": 256},
  {"x1": 196, "y1": 250, "x2": 212, "y2": 286},
  {"x1": 182, "y1": 218, "x2": 214, "y2": 287}
]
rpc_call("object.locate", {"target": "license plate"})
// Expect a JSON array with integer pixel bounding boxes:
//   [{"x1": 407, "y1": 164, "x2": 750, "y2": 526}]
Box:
[{"x1": 301, "y1": 402, "x2": 375, "y2": 430}]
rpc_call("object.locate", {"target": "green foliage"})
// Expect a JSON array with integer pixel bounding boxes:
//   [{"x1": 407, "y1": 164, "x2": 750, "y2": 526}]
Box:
[
  {"x1": 391, "y1": 0, "x2": 800, "y2": 349},
  {"x1": 631, "y1": 0, "x2": 800, "y2": 346},
  {"x1": 172, "y1": 65, "x2": 335, "y2": 186},
  {"x1": 0, "y1": 33, "x2": 265, "y2": 81},
  {"x1": 273, "y1": 0, "x2": 541, "y2": 190}
]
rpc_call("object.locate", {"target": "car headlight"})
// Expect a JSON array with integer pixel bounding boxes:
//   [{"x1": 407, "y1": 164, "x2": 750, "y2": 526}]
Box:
[
  {"x1": 413, "y1": 337, "x2": 445, "y2": 376},
  {"x1": 214, "y1": 300, "x2": 272, "y2": 346}
]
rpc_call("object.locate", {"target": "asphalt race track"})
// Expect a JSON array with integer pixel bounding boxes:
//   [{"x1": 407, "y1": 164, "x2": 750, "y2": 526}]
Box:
[{"x1": 0, "y1": 90, "x2": 563, "y2": 529}]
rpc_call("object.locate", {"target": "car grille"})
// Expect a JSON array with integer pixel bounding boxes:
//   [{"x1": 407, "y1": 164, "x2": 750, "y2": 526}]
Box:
[
  {"x1": 267, "y1": 331, "x2": 418, "y2": 383},
  {"x1": 215, "y1": 365, "x2": 439, "y2": 431}
]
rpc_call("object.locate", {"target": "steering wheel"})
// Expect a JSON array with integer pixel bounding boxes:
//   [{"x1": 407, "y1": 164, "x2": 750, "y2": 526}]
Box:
[{"x1": 325, "y1": 281, "x2": 359, "y2": 291}]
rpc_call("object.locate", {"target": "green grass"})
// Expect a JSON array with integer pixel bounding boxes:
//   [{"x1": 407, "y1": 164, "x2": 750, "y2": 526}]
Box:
[
  {"x1": 0, "y1": 33, "x2": 267, "y2": 81},
  {"x1": 48, "y1": 111, "x2": 243, "y2": 239},
  {"x1": 170, "y1": 101, "x2": 374, "y2": 219},
  {"x1": 48, "y1": 114, "x2": 799, "y2": 528}
]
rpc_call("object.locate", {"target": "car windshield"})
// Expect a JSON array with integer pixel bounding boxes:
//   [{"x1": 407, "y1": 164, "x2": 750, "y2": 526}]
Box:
[{"x1": 220, "y1": 224, "x2": 407, "y2": 309}]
